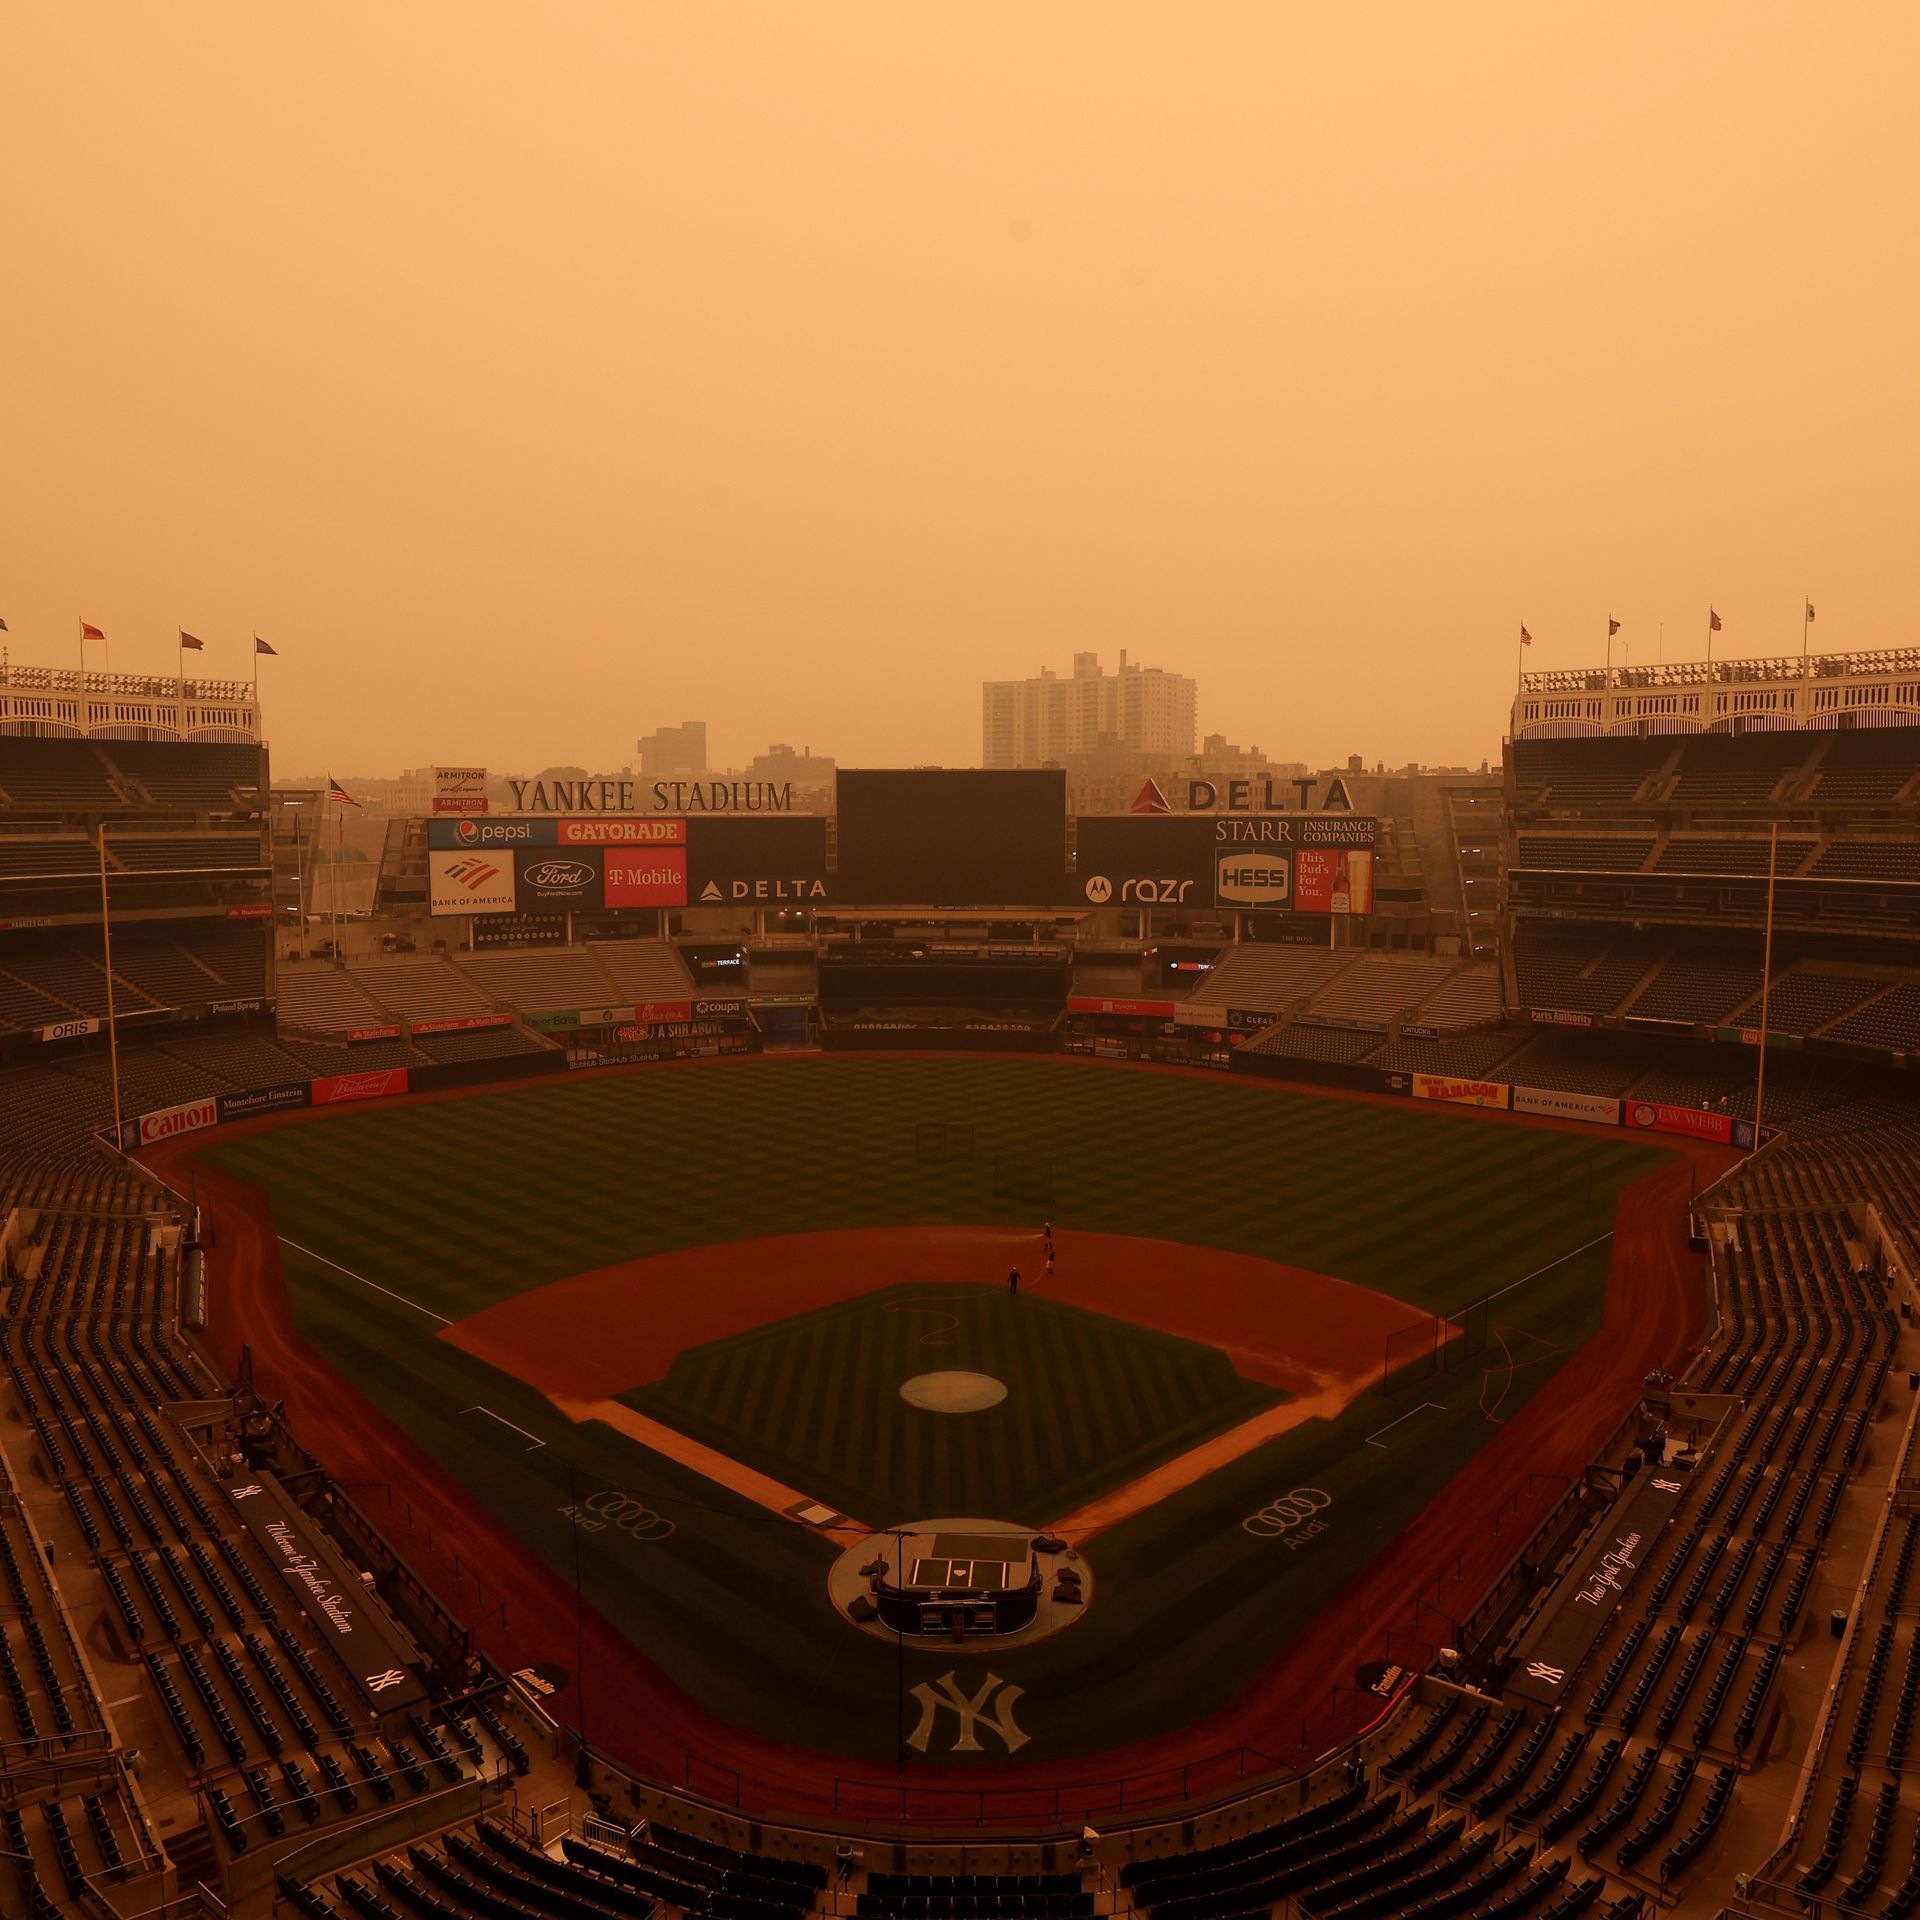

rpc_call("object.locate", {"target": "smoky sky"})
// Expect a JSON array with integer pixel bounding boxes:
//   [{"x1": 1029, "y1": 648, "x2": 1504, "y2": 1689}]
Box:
[{"x1": 3, "y1": 3, "x2": 1913, "y2": 779}]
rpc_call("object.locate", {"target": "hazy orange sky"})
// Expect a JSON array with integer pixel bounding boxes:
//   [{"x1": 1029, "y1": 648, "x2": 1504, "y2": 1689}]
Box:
[{"x1": 3, "y1": 4, "x2": 1914, "y2": 779}]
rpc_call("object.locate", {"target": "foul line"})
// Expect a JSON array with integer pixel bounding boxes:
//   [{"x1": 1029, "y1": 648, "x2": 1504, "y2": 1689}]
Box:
[
  {"x1": 460, "y1": 1405, "x2": 546, "y2": 1451},
  {"x1": 1478, "y1": 1230, "x2": 1615, "y2": 1307},
  {"x1": 1366, "y1": 1401, "x2": 1446, "y2": 1449},
  {"x1": 277, "y1": 1235, "x2": 451, "y2": 1326}
]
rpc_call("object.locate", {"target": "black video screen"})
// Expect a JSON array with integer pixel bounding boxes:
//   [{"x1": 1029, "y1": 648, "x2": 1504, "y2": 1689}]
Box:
[{"x1": 834, "y1": 770, "x2": 1067, "y2": 905}]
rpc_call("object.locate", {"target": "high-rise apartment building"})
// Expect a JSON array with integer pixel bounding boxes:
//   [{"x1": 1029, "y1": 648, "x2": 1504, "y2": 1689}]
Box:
[
  {"x1": 638, "y1": 721, "x2": 708, "y2": 778},
  {"x1": 981, "y1": 651, "x2": 1197, "y2": 768}
]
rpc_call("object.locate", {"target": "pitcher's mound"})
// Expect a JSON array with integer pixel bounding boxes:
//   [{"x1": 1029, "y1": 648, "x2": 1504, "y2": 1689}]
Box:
[{"x1": 900, "y1": 1371, "x2": 1009, "y2": 1412}]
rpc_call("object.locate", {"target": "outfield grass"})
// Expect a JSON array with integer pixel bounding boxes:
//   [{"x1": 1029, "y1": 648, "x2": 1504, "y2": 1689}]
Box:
[
  {"x1": 205, "y1": 1056, "x2": 1673, "y2": 1765},
  {"x1": 208, "y1": 1056, "x2": 1665, "y2": 1317}
]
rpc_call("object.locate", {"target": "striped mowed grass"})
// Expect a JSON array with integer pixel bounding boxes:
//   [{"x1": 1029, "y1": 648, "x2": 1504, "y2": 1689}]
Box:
[
  {"x1": 206, "y1": 1054, "x2": 1667, "y2": 1326},
  {"x1": 619, "y1": 1282, "x2": 1283, "y2": 1525},
  {"x1": 198, "y1": 1057, "x2": 1675, "y2": 1764}
]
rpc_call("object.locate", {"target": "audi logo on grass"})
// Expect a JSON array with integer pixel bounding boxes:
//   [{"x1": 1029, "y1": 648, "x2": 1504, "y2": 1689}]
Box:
[
  {"x1": 571, "y1": 1489, "x2": 676, "y2": 1541},
  {"x1": 1242, "y1": 1487, "x2": 1332, "y2": 1537}
]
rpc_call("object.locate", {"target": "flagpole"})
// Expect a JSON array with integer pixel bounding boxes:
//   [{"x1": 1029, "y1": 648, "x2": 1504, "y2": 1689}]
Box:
[
  {"x1": 1605, "y1": 615, "x2": 1612, "y2": 684},
  {"x1": 97, "y1": 825, "x2": 124, "y2": 1149},
  {"x1": 1706, "y1": 610, "x2": 1714, "y2": 676},
  {"x1": 332, "y1": 798, "x2": 342, "y2": 964},
  {"x1": 1802, "y1": 596, "x2": 1812, "y2": 678}
]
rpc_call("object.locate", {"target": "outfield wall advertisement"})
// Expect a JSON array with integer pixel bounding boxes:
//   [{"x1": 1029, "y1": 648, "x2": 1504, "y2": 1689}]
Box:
[
  {"x1": 138, "y1": 1097, "x2": 220, "y2": 1144},
  {"x1": 1627, "y1": 1100, "x2": 1735, "y2": 1144},
  {"x1": 217, "y1": 1083, "x2": 311, "y2": 1122},
  {"x1": 311, "y1": 1068, "x2": 410, "y2": 1105},
  {"x1": 1515, "y1": 1086, "x2": 1621, "y2": 1124},
  {"x1": 1412, "y1": 1073, "x2": 1512, "y2": 1110}
]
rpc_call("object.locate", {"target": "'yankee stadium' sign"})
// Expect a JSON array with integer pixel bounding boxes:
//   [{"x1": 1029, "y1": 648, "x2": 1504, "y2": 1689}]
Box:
[{"x1": 506, "y1": 778, "x2": 794, "y2": 814}]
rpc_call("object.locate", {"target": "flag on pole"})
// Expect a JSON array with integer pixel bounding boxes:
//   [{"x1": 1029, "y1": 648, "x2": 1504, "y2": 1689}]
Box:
[
  {"x1": 327, "y1": 776, "x2": 361, "y2": 808},
  {"x1": 0, "y1": 618, "x2": 9, "y2": 632},
  {"x1": 1709, "y1": 608, "x2": 1723, "y2": 632},
  {"x1": 178, "y1": 630, "x2": 204, "y2": 651},
  {"x1": 1520, "y1": 626, "x2": 1533, "y2": 646},
  {"x1": 81, "y1": 621, "x2": 105, "y2": 641},
  {"x1": 254, "y1": 635, "x2": 277, "y2": 656},
  {"x1": 1806, "y1": 601, "x2": 1816, "y2": 622},
  {"x1": 1608, "y1": 618, "x2": 1621, "y2": 636}
]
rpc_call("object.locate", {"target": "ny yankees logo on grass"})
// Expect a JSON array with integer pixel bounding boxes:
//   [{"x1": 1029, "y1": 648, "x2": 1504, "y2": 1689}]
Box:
[{"x1": 906, "y1": 1671, "x2": 1030, "y2": 1754}]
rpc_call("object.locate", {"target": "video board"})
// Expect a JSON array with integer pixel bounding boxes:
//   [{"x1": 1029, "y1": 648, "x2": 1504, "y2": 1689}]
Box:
[{"x1": 834, "y1": 771, "x2": 1067, "y2": 906}]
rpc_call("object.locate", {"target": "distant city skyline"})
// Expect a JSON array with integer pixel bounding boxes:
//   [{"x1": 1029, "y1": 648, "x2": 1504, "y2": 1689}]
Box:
[{"x1": 3, "y1": 7, "x2": 1910, "y2": 781}]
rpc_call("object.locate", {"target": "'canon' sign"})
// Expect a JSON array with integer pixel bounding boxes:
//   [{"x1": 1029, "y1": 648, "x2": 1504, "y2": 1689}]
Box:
[{"x1": 138, "y1": 1098, "x2": 219, "y2": 1144}]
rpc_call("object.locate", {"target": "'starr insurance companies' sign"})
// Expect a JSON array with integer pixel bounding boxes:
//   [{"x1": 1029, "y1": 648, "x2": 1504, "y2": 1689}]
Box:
[{"x1": 507, "y1": 777, "x2": 795, "y2": 814}]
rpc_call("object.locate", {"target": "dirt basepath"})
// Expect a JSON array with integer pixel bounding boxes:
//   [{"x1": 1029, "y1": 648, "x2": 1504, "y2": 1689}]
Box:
[
  {"x1": 143, "y1": 1055, "x2": 1731, "y2": 1822},
  {"x1": 445, "y1": 1225, "x2": 1432, "y2": 1543},
  {"x1": 444, "y1": 1225, "x2": 1427, "y2": 1402}
]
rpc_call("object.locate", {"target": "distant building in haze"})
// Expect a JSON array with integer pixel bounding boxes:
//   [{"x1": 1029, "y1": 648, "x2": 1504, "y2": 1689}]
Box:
[
  {"x1": 982, "y1": 651, "x2": 1198, "y2": 768},
  {"x1": 746, "y1": 742, "x2": 836, "y2": 787},
  {"x1": 638, "y1": 721, "x2": 708, "y2": 778}
]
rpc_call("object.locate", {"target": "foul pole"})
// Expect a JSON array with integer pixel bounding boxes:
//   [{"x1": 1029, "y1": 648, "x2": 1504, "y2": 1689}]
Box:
[{"x1": 1753, "y1": 821, "x2": 1780, "y2": 1138}]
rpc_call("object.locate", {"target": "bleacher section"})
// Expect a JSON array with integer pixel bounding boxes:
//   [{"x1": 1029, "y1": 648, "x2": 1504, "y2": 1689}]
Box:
[
  {"x1": 1666, "y1": 730, "x2": 1807, "y2": 803},
  {"x1": 107, "y1": 833, "x2": 265, "y2": 871},
  {"x1": 1511, "y1": 739, "x2": 1663, "y2": 805},
  {"x1": 587, "y1": 937, "x2": 696, "y2": 1001},
  {"x1": 348, "y1": 956, "x2": 499, "y2": 1022},
  {"x1": 1814, "y1": 840, "x2": 1920, "y2": 880},
  {"x1": 276, "y1": 966, "x2": 390, "y2": 1033},
  {"x1": 1512, "y1": 930, "x2": 1661, "y2": 1019},
  {"x1": 453, "y1": 947, "x2": 627, "y2": 1011},
  {"x1": 1809, "y1": 731, "x2": 1920, "y2": 804},
  {"x1": 0, "y1": 1170, "x2": 549, "y2": 1912},
  {"x1": 1306, "y1": 953, "x2": 1458, "y2": 1025},
  {"x1": 1625, "y1": 949, "x2": 1766, "y2": 1025},
  {"x1": 1408, "y1": 962, "x2": 1503, "y2": 1030},
  {"x1": 0, "y1": 738, "x2": 125, "y2": 809},
  {"x1": 1655, "y1": 836, "x2": 1814, "y2": 875},
  {"x1": 1186, "y1": 945, "x2": 1354, "y2": 1013},
  {"x1": 102, "y1": 739, "x2": 263, "y2": 806},
  {"x1": 1516, "y1": 835, "x2": 1652, "y2": 871},
  {"x1": 1828, "y1": 982, "x2": 1920, "y2": 1053}
]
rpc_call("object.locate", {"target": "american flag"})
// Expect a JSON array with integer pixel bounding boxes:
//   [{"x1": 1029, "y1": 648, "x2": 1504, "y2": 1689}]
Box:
[
  {"x1": 1520, "y1": 626, "x2": 1533, "y2": 646},
  {"x1": 328, "y1": 776, "x2": 361, "y2": 808}
]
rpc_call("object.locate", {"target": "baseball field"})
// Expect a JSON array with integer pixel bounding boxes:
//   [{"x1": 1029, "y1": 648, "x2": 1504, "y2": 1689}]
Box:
[{"x1": 168, "y1": 1053, "x2": 1706, "y2": 1804}]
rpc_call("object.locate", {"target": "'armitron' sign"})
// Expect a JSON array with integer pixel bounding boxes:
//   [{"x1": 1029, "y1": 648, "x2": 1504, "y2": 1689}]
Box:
[{"x1": 508, "y1": 777, "x2": 794, "y2": 814}]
